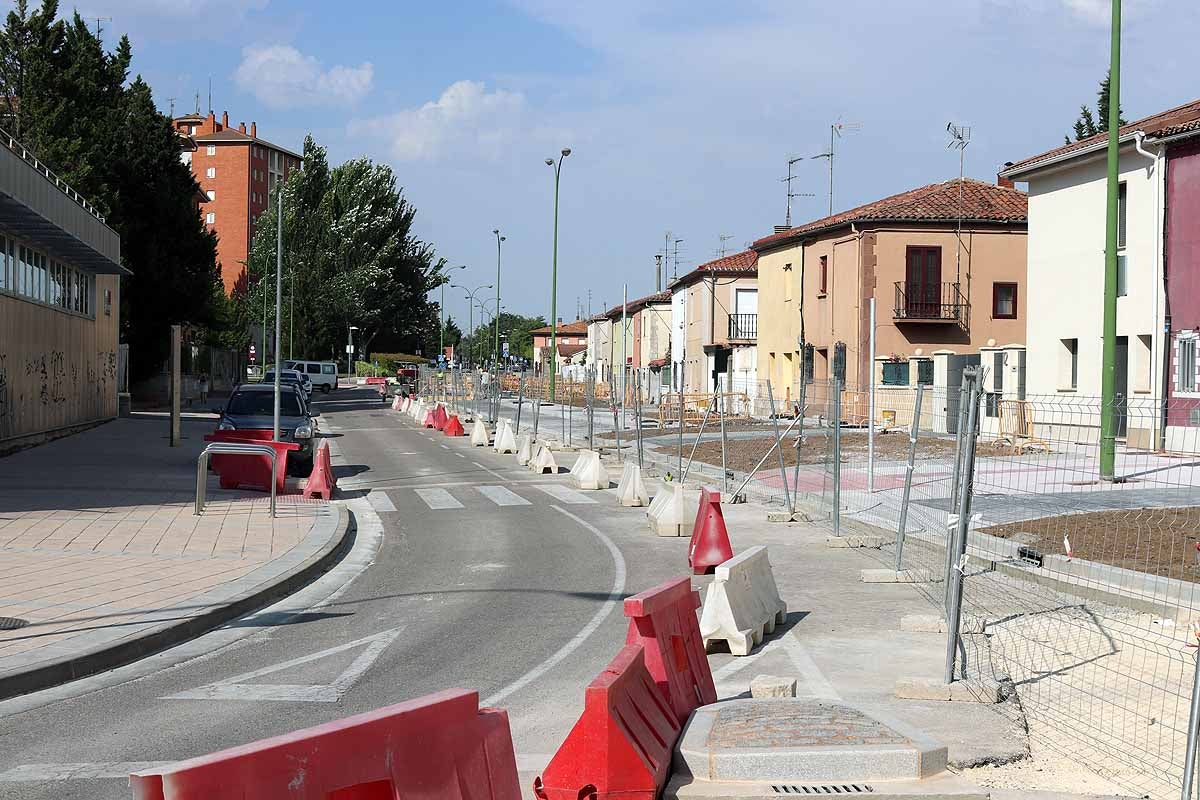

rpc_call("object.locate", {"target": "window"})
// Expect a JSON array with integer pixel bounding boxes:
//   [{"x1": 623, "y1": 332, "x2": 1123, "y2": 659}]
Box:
[
  {"x1": 819, "y1": 255, "x2": 828, "y2": 295},
  {"x1": 205, "y1": 212, "x2": 215, "y2": 224},
  {"x1": 1178, "y1": 336, "x2": 1198, "y2": 393},
  {"x1": 917, "y1": 359, "x2": 934, "y2": 385},
  {"x1": 882, "y1": 361, "x2": 910, "y2": 386},
  {"x1": 306, "y1": 364, "x2": 320, "y2": 374},
  {"x1": 1060, "y1": 338, "x2": 1079, "y2": 389},
  {"x1": 992, "y1": 282, "x2": 1018, "y2": 318},
  {"x1": 206, "y1": 167, "x2": 216, "y2": 179},
  {"x1": 1117, "y1": 255, "x2": 1127, "y2": 297},
  {"x1": 206, "y1": 190, "x2": 216, "y2": 201},
  {"x1": 322, "y1": 364, "x2": 337, "y2": 375},
  {"x1": 784, "y1": 263, "x2": 793, "y2": 302},
  {"x1": 206, "y1": 145, "x2": 216, "y2": 156},
  {"x1": 1117, "y1": 182, "x2": 1127, "y2": 250}
]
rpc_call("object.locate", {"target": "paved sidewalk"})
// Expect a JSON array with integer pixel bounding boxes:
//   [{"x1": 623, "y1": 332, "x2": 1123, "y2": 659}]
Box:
[{"x1": 0, "y1": 416, "x2": 348, "y2": 700}]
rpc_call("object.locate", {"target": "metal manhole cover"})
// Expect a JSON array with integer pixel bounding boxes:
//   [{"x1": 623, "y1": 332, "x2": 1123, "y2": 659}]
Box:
[{"x1": 0, "y1": 617, "x2": 29, "y2": 631}]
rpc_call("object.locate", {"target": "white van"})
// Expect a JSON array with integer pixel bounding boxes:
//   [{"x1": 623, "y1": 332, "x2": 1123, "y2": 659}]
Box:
[{"x1": 288, "y1": 361, "x2": 339, "y2": 392}]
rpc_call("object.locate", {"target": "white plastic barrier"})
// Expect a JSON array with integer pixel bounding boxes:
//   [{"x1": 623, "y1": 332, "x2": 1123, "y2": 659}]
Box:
[
  {"x1": 699, "y1": 545, "x2": 788, "y2": 656},
  {"x1": 616, "y1": 462, "x2": 649, "y2": 507},
  {"x1": 646, "y1": 482, "x2": 697, "y2": 537},
  {"x1": 529, "y1": 442, "x2": 559, "y2": 474},
  {"x1": 516, "y1": 435, "x2": 534, "y2": 466},
  {"x1": 470, "y1": 418, "x2": 491, "y2": 447},
  {"x1": 571, "y1": 450, "x2": 610, "y2": 490},
  {"x1": 493, "y1": 419, "x2": 518, "y2": 454}
]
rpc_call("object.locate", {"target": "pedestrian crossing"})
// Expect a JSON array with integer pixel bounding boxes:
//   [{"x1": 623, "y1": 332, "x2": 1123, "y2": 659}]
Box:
[{"x1": 397, "y1": 483, "x2": 599, "y2": 511}]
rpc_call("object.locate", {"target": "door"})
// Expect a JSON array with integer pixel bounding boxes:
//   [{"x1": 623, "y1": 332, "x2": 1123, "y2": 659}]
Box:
[
  {"x1": 905, "y1": 247, "x2": 942, "y2": 318},
  {"x1": 1114, "y1": 336, "x2": 1128, "y2": 438}
]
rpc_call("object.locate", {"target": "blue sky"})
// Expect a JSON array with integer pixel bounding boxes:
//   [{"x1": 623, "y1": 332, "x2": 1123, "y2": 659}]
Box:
[{"x1": 71, "y1": 0, "x2": 1199, "y2": 330}]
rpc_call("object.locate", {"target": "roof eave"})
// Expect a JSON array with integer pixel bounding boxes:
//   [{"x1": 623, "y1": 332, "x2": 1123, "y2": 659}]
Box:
[{"x1": 1002, "y1": 133, "x2": 1139, "y2": 181}]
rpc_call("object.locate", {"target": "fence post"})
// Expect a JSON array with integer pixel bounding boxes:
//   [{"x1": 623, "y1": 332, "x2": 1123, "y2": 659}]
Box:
[
  {"x1": 944, "y1": 367, "x2": 981, "y2": 684},
  {"x1": 766, "y1": 380, "x2": 792, "y2": 513},
  {"x1": 635, "y1": 370, "x2": 644, "y2": 468},
  {"x1": 681, "y1": 391, "x2": 715, "y2": 484},
  {"x1": 832, "y1": 380, "x2": 842, "y2": 537},
  {"x1": 894, "y1": 382, "x2": 925, "y2": 571},
  {"x1": 944, "y1": 379, "x2": 972, "y2": 612},
  {"x1": 568, "y1": 384, "x2": 574, "y2": 448},
  {"x1": 1181, "y1": 633, "x2": 1200, "y2": 800},
  {"x1": 720, "y1": 380, "x2": 729, "y2": 495},
  {"x1": 533, "y1": 379, "x2": 541, "y2": 438},
  {"x1": 677, "y1": 391, "x2": 685, "y2": 481},
  {"x1": 587, "y1": 368, "x2": 595, "y2": 447},
  {"x1": 515, "y1": 375, "x2": 525, "y2": 433},
  {"x1": 790, "y1": 379, "x2": 807, "y2": 516},
  {"x1": 611, "y1": 392, "x2": 621, "y2": 459}
]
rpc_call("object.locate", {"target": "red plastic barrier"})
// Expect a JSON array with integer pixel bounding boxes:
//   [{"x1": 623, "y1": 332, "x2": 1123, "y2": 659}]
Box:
[
  {"x1": 444, "y1": 414, "x2": 465, "y2": 436},
  {"x1": 303, "y1": 441, "x2": 334, "y2": 499},
  {"x1": 624, "y1": 577, "x2": 716, "y2": 725},
  {"x1": 130, "y1": 689, "x2": 521, "y2": 800},
  {"x1": 317, "y1": 439, "x2": 338, "y2": 491},
  {"x1": 423, "y1": 409, "x2": 437, "y2": 428},
  {"x1": 204, "y1": 431, "x2": 298, "y2": 493},
  {"x1": 432, "y1": 404, "x2": 449, "y2": 431},
  {"x1": 688, "y1": 486, "x2": 734, "y2": 575},
  {"x1": 364, "y1": 377, "x2": 387, "y2": 385},
  {"x1": 533, "y1": 645, "x2": 679, "y2": 800}
]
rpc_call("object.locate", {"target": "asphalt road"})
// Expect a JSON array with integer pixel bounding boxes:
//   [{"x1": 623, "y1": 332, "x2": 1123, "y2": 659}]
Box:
[{"x1": 0, "y1": 387, "x2": 689, "y2": 798}]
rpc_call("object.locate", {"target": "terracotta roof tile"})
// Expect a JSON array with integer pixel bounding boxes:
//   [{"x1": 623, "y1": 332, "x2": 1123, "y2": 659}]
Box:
[
  {"x1": 752, "y1": 179, "x2": 1027, "y2": 251},
  {"x1": 671, "y1": 250, "x2": 758, "y2": 288},
  {"x1": 531, "y1": 320, "x2": 589, "y2": 336},
  {"x1": 1005, "y1": 97, "x2": 1200, "y2": 176}
]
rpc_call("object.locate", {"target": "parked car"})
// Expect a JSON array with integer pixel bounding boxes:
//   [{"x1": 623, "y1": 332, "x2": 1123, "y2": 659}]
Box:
[
  {"x1": 288, "y1": 360, "x2": 339, "y2": 392},
  {"x1": 263, "y1": 367, "x2": 312, "y2": 399},
  {"x1": 217, "y1": 383, "x2": 318, "y2": 474}
]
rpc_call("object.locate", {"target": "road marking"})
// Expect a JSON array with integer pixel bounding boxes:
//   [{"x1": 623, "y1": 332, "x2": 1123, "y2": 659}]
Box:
[
  {"x1": 0, "y1": 763, "x2": 175, "y2": 781},
  {"x1": 163, "y1": 628, "x2": 402, "y2": 702},
  {"x1": 536, "y1": 484, "x2": 597, "y2": 504},
  {"x1": 478, "y1": 485, "x2": 531, "y2": 506},
  {"x1": 367, "y1": 489, "x2": 396, "y2": 513},
  {"x1": 455, "y1": 453, "x2": 466, "y2": 458},
  {"x1": 414, "y1": 488, "x2": 464, "y2": 510},
  {"x1": 472, "y1": 461, "x2": 508, "y2": 480},
  {"x1": 439, "y1": 443, "x2": 450, "y2": 449},
  {"x1": 482, "y1": 505, "x2": 626, "y2": 707}
]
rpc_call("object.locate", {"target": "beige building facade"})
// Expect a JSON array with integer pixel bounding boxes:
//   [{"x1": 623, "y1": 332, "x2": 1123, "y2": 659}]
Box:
[
  {"x1": 669, "y1": 250, "x2": 758, "y2": 394},
  {"x1": 753, "y1": 178, "x2": 1028, "y2": 399}
]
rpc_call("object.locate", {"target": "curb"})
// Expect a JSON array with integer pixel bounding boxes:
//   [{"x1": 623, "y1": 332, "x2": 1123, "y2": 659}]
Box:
[{"x1": 0, "y1": 503, "x2": 354, "y2": 702}]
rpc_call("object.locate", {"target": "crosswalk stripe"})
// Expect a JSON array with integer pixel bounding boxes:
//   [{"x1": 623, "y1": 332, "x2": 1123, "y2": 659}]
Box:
[
  {"x1": 367, "y1": 489, "x2": 396, "y2": 512},
  {"x1": 413, "y1": 488, "x2": 464, "y2": 510},
  {"x1": 478, "y1": 485, "x2": 531, "y2": 506},
  {"x1": 536, "y1": 484, "x2": 597, "y2": 504}
]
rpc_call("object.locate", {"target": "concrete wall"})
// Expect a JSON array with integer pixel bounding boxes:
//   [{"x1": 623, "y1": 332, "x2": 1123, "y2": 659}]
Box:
[
  {"x1": 1, "y1": 275, "x2": 120, "y2": 446},
  {"x1": 679, "y1": 274, "x2": 757, "y2": 394},
  {"x1": 639, "y1": 301, "x2": 671, "y2": 367},
  {"x1": 1023, "y1": 145, "x2": 1164, "y2": 399},
  {"x1": 1165, "y1": 138, "x2": 1200, "y2": 432}
]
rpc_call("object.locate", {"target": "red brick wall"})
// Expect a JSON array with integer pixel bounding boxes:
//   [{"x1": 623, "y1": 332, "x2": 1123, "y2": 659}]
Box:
[{"x1": 193, "y1": 142, "x2": 251, "y2": 293}]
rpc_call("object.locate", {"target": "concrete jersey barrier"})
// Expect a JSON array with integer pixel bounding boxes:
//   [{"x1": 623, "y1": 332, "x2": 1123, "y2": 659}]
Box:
[
  {"x1": 493, "y1": 419, "x2": 518, "y2": 454},
  {"x1": 616, "y1": 462, "x2": 649, "y2": 507},
  {"x1": 529, "y1": 442, "x2": 559, "y2": 474},
  {"x1": 699, "y1": 545, "x2": 788, "y2": 656},
  {"x1": 470, "y1": 418, "x2": 491, "y2": 447},
  {"x1": 646, "y1": 482, "x2": 697, "y2": 537},
  {"x1": 570, "y1": 450, "x2": 609, "y2": 490},
  {"x1": 515, "y1": 434, "x2": 534, "y2": 466}
]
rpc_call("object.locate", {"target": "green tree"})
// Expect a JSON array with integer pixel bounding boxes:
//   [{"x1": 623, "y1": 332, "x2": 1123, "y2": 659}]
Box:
[
  {"x1": 1067, "y1": 70, "x2": 1127, "y2": 143},
  {"x1": 0, "y1": 2, "x2": 222, "y2": 378}
]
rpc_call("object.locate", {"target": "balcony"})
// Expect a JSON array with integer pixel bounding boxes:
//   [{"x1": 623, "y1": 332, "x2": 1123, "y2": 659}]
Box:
[
  {"x1": 893, "y1": 281, "x2": 969, "y2": 326},
  {"x1": 727, "y1": 313, "x2": 757, "y2": 342}
]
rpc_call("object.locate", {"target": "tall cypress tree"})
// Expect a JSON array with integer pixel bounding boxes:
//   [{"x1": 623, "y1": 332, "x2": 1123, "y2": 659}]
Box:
[{"x1": 1067, "y1": 70, "x2": 1127, "y2": 143}]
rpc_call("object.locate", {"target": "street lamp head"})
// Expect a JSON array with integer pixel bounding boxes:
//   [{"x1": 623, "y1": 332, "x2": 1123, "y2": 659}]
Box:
[
  {"x1": 500, "y1": 235, "x2": 506, "y2": 243},
  {"x1": 492, "y1": 228, "x2": 499, "y2": 235},
  {"x1": 544, "y1": 158, "x2": 554, "y2": 166},
  {"x1": 561, "y1": 148, "x2": 571, "y2": 157}
]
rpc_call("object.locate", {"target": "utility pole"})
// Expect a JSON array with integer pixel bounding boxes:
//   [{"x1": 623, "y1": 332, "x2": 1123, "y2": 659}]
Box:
[
  {"x1": 655, "y1": 254, "x2": 663, "y2": 291},
  {"x1": 812, "y1": 121, "x2": 861, "y2": 216},
  {"x1": 1099, "y1": 0, "x2": 1122, "y2": 480}
]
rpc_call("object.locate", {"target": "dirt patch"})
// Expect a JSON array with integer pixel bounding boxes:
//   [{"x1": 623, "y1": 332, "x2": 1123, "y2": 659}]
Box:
[
  {"x1": 681, "y1": 430, "x2": 966, "y2": 471},
  {"x1": 984, "y1": 507, "x2": 1200, "y2": 583},
  {"x1": 595, "y1": 421, "x2": 772, "y2": 440}
]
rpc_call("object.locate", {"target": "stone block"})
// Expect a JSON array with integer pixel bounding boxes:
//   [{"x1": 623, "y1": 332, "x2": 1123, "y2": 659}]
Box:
[
  {"x1": 765, "y1": 511, "x2": 793, "y2": 523},
  {"x1": 894, "y1": 676, "x2": 1002, "y2": 704},
  {"x1": 860, "y1": 568, "x2": 934, "y2": 583},
  {"x1": 826, "y1": 534, "x2": 883, "y2": 549},
  {"x1": 899, "y1": 614, "x2": 985, "y2": 634},
  {"x1": 749, "y1": 675, "x2": 796, "y2": 698}
]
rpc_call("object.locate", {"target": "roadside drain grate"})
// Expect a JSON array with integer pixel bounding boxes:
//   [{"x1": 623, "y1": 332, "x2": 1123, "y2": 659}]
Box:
[
  {"x1": 772, "y1": 786, "x2": 873, "y2": 795},
  {"x1": 0, "y1": 617, "x2": 29, "y2": 631}
]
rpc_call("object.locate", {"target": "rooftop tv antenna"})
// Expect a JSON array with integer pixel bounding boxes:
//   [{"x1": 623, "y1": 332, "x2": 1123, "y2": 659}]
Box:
[
  {"x1": 947, "y1": 122, "x2": 972, "y2": 287},
  {"x1": 780, "y1": 156, "x2": 815, "y2": 227},
  {"x1": 811, "y1": 120, "x2": 862, "y2": 216},
  {"x1": 718, "y1": 234, "x2": 734, "y2": 257},
  {"x1": 673, "y1": 238, "x2": 684, "y2": 278},
  {"x1": 92, "y1": 16, "x2": 111, "y2": 39}
]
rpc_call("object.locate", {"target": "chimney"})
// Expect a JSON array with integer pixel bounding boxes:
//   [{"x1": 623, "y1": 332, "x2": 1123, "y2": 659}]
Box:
[
  {"x1": 206, "y1": 110, "x2": 215, "y2": 129},
  {"x1": 250, "y1": 122, "x2": 257, "y2": 138},
  {"x1": 238, "y1": 122, "x2": 246, "y2": 134},
  {"x1": 557, "y1": 317, "x2": 563, "y2": 326},
  {"x1": 655, "y1": 254, "x2": 662, "y2": 292},
  {"x1": 997, "y1": 172, "x2": 1015, "y2": 189},
  {"x1": 221, "y1": 110, "x2": 228, "y2": 128}
]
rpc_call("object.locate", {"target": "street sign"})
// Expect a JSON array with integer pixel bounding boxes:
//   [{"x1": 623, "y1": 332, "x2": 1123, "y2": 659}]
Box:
[
  {"x1": 345, "y1": 344, "x2": 354, "y2": 354},
  {"x1": 249, "y1": 344, "x2": 256, "y2": 363},
  {"x1": 502, "y1": 342, "x2": 510, "y2": 356}
]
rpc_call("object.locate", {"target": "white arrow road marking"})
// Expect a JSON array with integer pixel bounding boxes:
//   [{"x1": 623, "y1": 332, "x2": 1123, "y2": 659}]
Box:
[
  {"x1": 163, "y1": 628, "x2": 402, "y2": 702},
  {"x1": 0, "y1": 763, "x2": 175, "y2": 781}
]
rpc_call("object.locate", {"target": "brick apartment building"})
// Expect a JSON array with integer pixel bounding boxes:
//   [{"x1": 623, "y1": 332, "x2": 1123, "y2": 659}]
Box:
[{"x1": 172, "y1": 110, "x2": 302, "y2": 294}]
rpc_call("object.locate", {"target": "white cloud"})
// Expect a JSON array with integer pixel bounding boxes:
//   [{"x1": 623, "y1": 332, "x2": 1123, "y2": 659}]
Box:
[
  {"x1": 349, "y1": 81, "x2": 526, "y2": 162},
  {"x1": 235, "y1": 45, "x2": 372, "y2": 110}
]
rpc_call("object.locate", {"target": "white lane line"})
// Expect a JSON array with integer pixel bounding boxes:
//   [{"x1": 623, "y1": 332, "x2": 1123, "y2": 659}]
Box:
[
  {"x1": 472, "y1": 461, "x2": 508, "y2": 480},
  {"x1": 536, "y1": 484, "x2": 597, "y2": 505},
  {"x1": 0, "y1": 763, "x2": 174, "y2": 781},
  {"x1": 367, "y1": 489, "x2": 396, "y2": 513},
  {"x1": 477, "y1": 485, "x2": 531, "y2": 507},
  {"x1": 455, "y1": 453, "x2": 466, "y2": 458},
  {"x1": 482, "y1": 505, "x2": 626, "y2": 708},
  {"x1": 413, "y1": 488, "x2": 464, "y2": 510}
]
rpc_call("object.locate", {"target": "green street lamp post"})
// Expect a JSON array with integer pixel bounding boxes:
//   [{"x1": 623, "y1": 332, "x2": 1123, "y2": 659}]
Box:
[
  {"x1": 1099, "y1": 0, "x2": 1122, "y2": 480},
  {"x1": 545, "y1": 147, "x2": 571, "y2": 399},
  {"x1": 492, "y1": 230, "x2": 505, "y2": 370}
]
